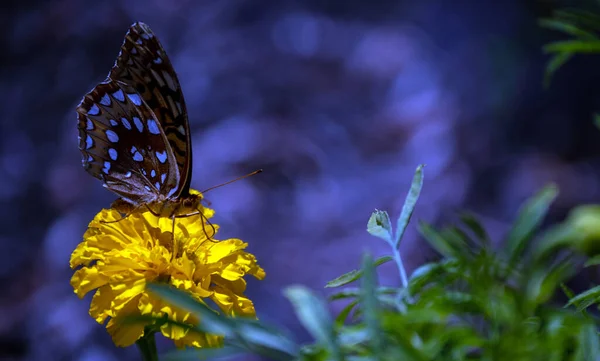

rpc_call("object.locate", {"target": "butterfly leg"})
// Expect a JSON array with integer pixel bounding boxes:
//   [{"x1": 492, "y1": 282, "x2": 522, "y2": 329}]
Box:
[
  {"x1": 174, "y1": 208, "x2": 217, "y2": 242},
  {"x1": 170, "y1": 210, "x2": 178, "y2": 260}
]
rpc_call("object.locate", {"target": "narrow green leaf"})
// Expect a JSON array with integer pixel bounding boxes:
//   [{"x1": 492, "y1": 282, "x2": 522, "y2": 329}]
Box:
[
  {"x1": 504, "y1": 184, "x2": 558, "y2": 266},
  {"x1": 539, "y1": 18, "x2": 598, "y2": 39},
  {"x1": 147, "y1": 284, "x2": 234, "y2": 337},
  {"x1": 566, "y1": 285, "x2": 600, "y2": 311},
  {"x1": 543, "y1": 52, "x2": 574, "y2": 89},
  {"x1": 338, "y1": 327, "x2": 370, "y2": 346},
  {"x1": 329, "y1": 288, "x2": 361, "y2": 300},
  {"x1": 394, "y1": 164, "x2": 425, "y2": 248},
  {"x1": 325, "y1": 256, "x2": 393, "y2": 288},
  {"x1": 335, "y1": 300, "x2": 359, "y2": 326},
  {"x1": 284, "y1": 286, "x2": 342, "y2": 361},
  {"x1": 325, "y1": 270, "x2": 360, "y2": 289},
  {"x1": 585, "y1": 255, "x2": 600, "y2": 267},
  {"x1": 360, "y1": 254, "x2": 384, "y2": 355},
  {"x1": 367, "y1": 210, "x2": 393, "y2": 243},
  {"x1": 418, "y1": 221, "x2": 463, "y2": 258},
  {"x1": 526, "y1": 258, "x2": 575, "y2": 305},
  {"x1": 236, "y1": 323, "x2": 299, "y2": 359},
  {"x1": 459, "y1": 213, "x2": 491, "y2": 247},
  {"x1": 575, "y1": 323, "x2": 600, "y2": 361},
  {"x1": 554, "y1": 9, "x2": 600, "y2": 31},
  {"x1": 543, "y1": 40, "x2": 600, "y2": 53}
]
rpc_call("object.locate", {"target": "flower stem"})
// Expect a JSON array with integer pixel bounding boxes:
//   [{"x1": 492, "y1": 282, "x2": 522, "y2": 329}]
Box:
[
  {"x1": 391, "y1": 246, "x2": 408, "y2": 289},
  {"x1": 136, "y1": 331, "x2": 158, "y2": 361}
]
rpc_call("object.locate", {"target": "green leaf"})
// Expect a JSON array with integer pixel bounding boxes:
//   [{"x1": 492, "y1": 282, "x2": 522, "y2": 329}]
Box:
[
  {"x1": 543, "y1": 52, "x2": 574, "y2": 89},
  {"x1": 585, "y1": 255, "x2": 600, "y2": 267},
  {"x1": 325, "y1": 256, "x2": 393, "y2": 288},
  {"x1": 284, "y1": 286, "x2": 342, "y2": 361},
  {"x1": 150, "y1": 284, "x2": 298, "y2": 359},
  {"x1": 554, "y1": 9, "x2": 600, "y2": 31},
  {"x1": 418, "y1": 222, "x2": 465, "y2": 258},
  {"x1": 329, "y1": 286, "x2": 396, "y2": 301},
  {"x1": 367, "y1": 210, "x2": 393, "y2": 243},
  {"x1": 236, "y1": 323, "x2": 299, "y2": 360},
  {"x1": 543, "y1": 40, "x2": 600, "y2": 53},
  {"x1": 394, "y1": 164, "x2": 425, "y2": 247},
  {"x1": 504, "y1": 184, "x2": 558, "y2": 266},
  {"x1": 526, "y1": 258, "x2": 575, "y2": 305},
  {"x1": 575, "y1": 323, "x2": 600, "y2": 361},
  {"x1": 338, "y1": 326, "x2": 370, "y2": 347},
  {"x1": 360, "y1": 254, "x2": 384, "y2": 355},
  {"x1": 459, "y1": 212, "x2": 490, "y2": 247},
  {"x1": 147, "y1": 284, "x2": 235, "y2": 337},
  {"x1": 566, "y1": 285, "x2": 600, "y2": 311},
  {"x1": 335, "y1": 300, "x2": 359, "y2": 327},
  {"x1": 539, "y1": 18, "x2": 598, "y2": 39}
]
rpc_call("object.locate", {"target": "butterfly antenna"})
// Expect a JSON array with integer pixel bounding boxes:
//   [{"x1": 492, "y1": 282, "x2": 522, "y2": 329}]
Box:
[{"x1": 200, "y1": 169, "x2": 263, "y2": 194}]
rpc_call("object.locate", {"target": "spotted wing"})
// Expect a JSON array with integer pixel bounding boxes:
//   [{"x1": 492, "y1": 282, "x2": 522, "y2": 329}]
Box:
[
  {"x1": 76, "y1": 81, "x2": 181, "y2": 206},
  {"x1": 108, "y1": 22, "x2": 192, "y2": 196}
]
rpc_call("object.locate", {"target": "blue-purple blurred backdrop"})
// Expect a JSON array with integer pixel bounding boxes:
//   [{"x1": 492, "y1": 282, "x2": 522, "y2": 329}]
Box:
[{"x1": 2, "y1": 0, "x2": 600, "y2": 360}]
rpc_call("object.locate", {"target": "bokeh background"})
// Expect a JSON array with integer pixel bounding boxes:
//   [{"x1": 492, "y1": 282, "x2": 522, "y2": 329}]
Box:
[{"x1": 2, "y1": 0, "x2": 600, "y2": 360}]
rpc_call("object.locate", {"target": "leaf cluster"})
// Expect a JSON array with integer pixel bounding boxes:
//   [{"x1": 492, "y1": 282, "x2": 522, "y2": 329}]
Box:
[{"x1": 142, "y1": 165, "x2": 600, "y2": 361}]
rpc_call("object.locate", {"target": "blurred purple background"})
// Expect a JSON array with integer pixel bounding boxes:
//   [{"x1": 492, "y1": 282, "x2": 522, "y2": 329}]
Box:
[{"x1": 2, "y1": 0, "x2": 600, "y2": 360}]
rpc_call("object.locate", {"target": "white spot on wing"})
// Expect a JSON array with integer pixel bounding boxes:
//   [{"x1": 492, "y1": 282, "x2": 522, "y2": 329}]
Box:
[
  {"x1": 106, "y1": 130, "x2": 119, "y2": 143},
  {"x1": 113, "y1": 89, "x2": 125, "y2": 102},
  {"x1": 121, "y1": 117, "x2": 132, "y2": 130},
  {"x1": 153, "y1": 57, "x2": 162, "y2": 64},
  {"x1": 142, "y1": 169, "x2": 147, "y2": 176},
  {"x1": 99, "y1": 94, "x2": 111, "y2": 106},
  {"x1": 127, "y1": 93, "x2": 142, "y2": 106},
  {"x1": 86, "y1": 118, "x2": 94, "y2": 130},
  {"x1": 133, "y1": 117, "x2": 144, "y2": 132},
  {"x1": 85, "y1": 135, "x2": 93, "y2": 149},
  {"x1": 109, "y1": 119, "x2": 118, "y2": 126},
  {"x1": 177, "y1": 125, "x2": 185, "y2": 135},
  {"x1": 144, "y1": 185, "x2": 152, "y2": 191},
  {"x1": 155, "y1": 182, "x2": 161, "y2": 190},
  {"x1": 151, "y1": 169, "x2": 156, "y2": 178},
  {"x1": 156, "y1": 150, "x2": 167, "y2": 164},
  {"x1": 125, "y1": 171, "x2": 132, "y2": 178},
  {"x1": 147, "y1": 119, "x2": 160, "y2": 134},
  {"x1": 102, "y1": 161, "x2": 111, "y2": 174},
  {"x1": 160, "y1": 173, "x2": 167, "y2": 183},
  {"x1": 88, "y1": 104, "x2": 100, "y2": 115},
  {"x1": 162, "y1": 70, "x2": 177, "y2": 91},
  {"x1": 108, "y1": 148, "x2": 118, "y2": 160},
  {"x1": 133, "y1": 151, "x2": 143, "y2": 162}
]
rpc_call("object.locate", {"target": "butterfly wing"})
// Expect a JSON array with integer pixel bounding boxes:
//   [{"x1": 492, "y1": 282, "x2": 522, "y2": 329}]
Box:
[
  {"x1": 76, "y1": 81, "x2": 181, "y2": 206},
  {"x1": 108, "y1": 22, "x2": 192, "y2": 196}
]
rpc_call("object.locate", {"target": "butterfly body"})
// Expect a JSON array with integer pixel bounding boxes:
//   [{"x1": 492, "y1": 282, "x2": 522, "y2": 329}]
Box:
[{"x1": 76, "y1": 22, "x2": 201, "y2": 218}]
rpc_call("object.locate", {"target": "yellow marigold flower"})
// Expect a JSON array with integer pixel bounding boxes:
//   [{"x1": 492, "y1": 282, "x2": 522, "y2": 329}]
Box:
[{"x1": 70, "y1": 190, "x2": 266, "y2": 348}]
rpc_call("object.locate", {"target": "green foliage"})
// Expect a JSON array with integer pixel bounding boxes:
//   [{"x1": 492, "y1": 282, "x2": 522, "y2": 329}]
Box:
[
  {"x1": 147, "y1": 161, "x2": 600, "y2": 361},
  {"x1": 541, "y1": 7, "x2": 600, "y2": 88}
]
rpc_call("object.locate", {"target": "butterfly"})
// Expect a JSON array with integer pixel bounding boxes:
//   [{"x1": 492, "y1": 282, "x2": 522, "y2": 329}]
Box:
[{"x1": 76, "y1": 22, "x2": 204, "y2": 222}]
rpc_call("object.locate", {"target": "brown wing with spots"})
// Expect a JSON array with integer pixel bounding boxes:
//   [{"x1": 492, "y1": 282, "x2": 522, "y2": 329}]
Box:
[
  {"x1": 76, "y1": 80, "x2": 180, "y2": 206},
  {"x1": 108, "y1": 22, "x2": 193, "y2": 197}
]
